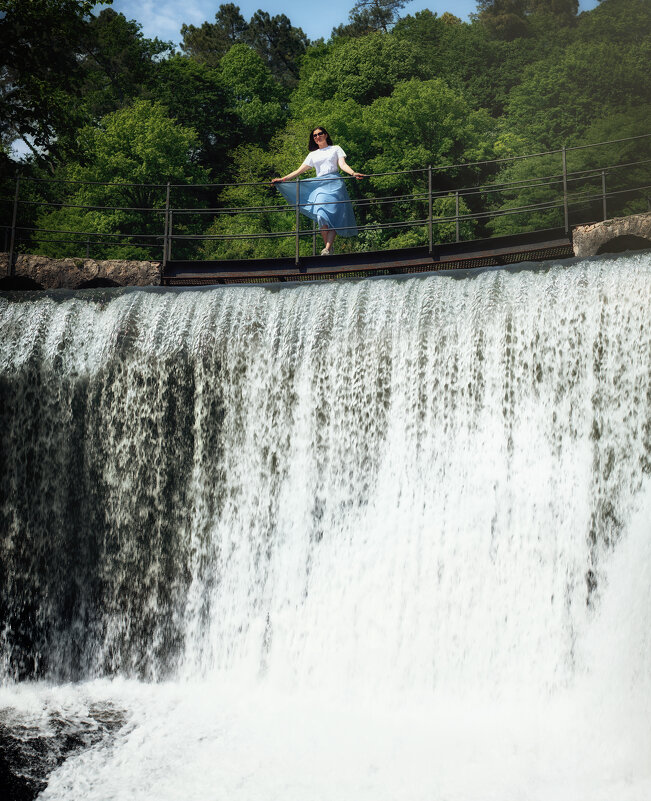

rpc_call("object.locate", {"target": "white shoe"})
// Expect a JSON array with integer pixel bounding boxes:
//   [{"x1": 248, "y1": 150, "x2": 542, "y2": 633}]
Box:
[{"x1": 320, "y1": 247, "x2": 331, "y2": 256}]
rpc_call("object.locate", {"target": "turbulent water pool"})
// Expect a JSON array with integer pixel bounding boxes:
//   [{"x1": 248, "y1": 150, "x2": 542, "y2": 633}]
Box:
[{"x1": 1, "y1": 253, "x2": 650, "y2": 799}]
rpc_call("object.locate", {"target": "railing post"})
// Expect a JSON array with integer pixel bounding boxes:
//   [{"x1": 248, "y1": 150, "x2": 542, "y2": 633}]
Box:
[
  {"x1": 601, "y1": 170, "x2": 607, "y2": 221},
  {"x1": 561, "y1": 146, "x2": 569, "y2": 235},
  {"x1": 168, "y1": 210, "x2": 173, "y2": 262},
  {"x1": 312, "y1": 218, "x2": 317, "y2": 256},
  {"x1": 162, "y1": 182, "x2": 170, "y2": 279},
  {"x1": 295, "y1": 180, "x2": 300, "y2": 267},
  {"x1": 8, "y1": 175, "x2": 20, "y2": 277},
  {"x1": 455, "y1": 190, "x2": 460, "y2": 243},
  {"x1": 428, "y1": 165, "x2": 433, "y2": 255}
]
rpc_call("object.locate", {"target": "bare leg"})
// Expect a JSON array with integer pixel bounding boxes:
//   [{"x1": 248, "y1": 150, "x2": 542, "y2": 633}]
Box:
[
  {"x1": 320, "y1": 226, "x2": 337, "y2": 254},
  {"x1": 319, "y1": 226, "x2": 329, "y2": 247}
]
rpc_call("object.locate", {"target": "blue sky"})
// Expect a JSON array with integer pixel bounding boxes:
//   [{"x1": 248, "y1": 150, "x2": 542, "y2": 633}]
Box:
[{"x1": 98, "y1": 1, "x2": 600, "y2": 47}]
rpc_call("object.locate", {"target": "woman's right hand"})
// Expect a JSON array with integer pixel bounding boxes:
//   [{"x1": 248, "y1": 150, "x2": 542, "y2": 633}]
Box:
[{"x1": 271, "y1": 177, "x2": 284, "y2": 184}]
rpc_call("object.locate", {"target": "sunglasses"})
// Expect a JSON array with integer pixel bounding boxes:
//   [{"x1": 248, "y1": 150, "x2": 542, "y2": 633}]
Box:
[{"x1": 312, "y1": 131, "x2": 326, "y2": 138}]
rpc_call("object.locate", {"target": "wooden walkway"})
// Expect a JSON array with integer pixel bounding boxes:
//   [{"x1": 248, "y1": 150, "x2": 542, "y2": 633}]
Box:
[{"x1": 162, "y1": 229, "x2": 574, "y2": 286}]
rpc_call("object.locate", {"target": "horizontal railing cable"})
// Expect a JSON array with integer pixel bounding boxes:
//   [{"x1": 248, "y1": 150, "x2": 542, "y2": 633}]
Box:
[
  {"x1": 566, "y1": 158, "x2": 651, "y2": 182},
  {"x1": 22, "y1": 175, "x2": 171, "y2": 189},
  {"x1": 16, "y1": 198, "x2": 167, "y2": 213},
  {"x1": 566, "y1": 132, "x2": 651, "y2": 152},
  {"x1": 567, "y1": 183, "x2": 651, "y2": 204},
  {"x1": 20, "y1": 225, "x2": 162, "y2": 240}
]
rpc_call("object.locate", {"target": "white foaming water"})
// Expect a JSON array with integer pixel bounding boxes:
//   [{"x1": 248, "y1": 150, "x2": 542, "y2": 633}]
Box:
[{"x1": 1, "y1": 253, "x2": 650, "y2": 799}]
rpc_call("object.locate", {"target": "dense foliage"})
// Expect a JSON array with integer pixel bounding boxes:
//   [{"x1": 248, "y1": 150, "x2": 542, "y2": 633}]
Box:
[{"x1": 1, "y1": 0, "x2": 649, "y2": 260}]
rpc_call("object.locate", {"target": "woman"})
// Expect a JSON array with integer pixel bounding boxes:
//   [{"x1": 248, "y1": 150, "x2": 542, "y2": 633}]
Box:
[{"x1": 272, "y1": 126, "x2": 365, "y2": 255}]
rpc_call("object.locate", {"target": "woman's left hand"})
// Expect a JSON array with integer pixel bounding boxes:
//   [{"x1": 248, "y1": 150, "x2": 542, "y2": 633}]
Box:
[{"x1": 352, "y1": 172, "x2": 366, "y2": 180}]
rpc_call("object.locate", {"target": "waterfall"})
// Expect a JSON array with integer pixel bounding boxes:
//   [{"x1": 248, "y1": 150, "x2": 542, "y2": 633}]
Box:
[{"x1": 1, "y1": 253, "x2": 650, "y2": 800}]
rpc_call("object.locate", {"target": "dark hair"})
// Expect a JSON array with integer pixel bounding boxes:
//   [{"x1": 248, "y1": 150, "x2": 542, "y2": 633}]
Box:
[{"x1": 308, "y1": 126, "x2": 333, "y2": 151}]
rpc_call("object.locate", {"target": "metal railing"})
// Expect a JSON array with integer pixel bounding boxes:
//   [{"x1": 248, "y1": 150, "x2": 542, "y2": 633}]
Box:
[{"x1": 2, "y1": 133, "x2": 649, "y2": 277}]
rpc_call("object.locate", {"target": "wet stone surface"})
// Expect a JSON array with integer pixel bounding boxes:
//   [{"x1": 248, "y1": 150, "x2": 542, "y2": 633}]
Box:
[{"x1": 0, "y1": 704, "x2": 126, "y2": 800}]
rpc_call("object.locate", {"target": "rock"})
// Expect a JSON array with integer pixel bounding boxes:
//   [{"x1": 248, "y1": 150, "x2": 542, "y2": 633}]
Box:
[
  {"x1": 573, "y1": 212, "x2": 651, "y2": 259},
  {"x1": 0, "y1": 703, "x2": 126, "y2": 801},
  {"x1": 0, "y1": 252, "x2": 160, "y2": 290}
]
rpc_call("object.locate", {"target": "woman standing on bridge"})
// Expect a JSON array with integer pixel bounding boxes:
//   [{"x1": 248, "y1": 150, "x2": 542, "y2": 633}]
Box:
[{"x1": 272, "y1": 126, "x2": 365, "y2": 256}]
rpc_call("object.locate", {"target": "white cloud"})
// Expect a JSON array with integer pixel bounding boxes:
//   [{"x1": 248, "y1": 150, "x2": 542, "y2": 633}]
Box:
[{"x1": 97, "y1": 1, "x2": 207, "y2": 45}]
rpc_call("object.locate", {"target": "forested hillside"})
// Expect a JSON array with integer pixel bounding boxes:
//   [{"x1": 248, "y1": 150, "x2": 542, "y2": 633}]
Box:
[{"x1": 1, "y1": 0, "x2": 649, "y2": 259}]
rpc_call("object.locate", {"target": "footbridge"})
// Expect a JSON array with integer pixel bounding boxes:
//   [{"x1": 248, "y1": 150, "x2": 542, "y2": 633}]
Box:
[
  {"x1": 2, "y1": 134, "x2": 649, "y2": 287},
  {"x1": 164, "y1": 229, "x2": 575, "y2": 285}
]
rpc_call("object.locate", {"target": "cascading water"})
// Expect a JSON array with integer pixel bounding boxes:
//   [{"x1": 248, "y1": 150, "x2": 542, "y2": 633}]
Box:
[{"x1": 1, "y1": 253, "x2": 650, "y2": 800}]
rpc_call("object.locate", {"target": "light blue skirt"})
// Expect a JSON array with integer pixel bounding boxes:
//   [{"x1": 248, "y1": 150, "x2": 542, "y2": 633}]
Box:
[{"x1": 276, "y1": 173, "x2": 358, "y2": 237}]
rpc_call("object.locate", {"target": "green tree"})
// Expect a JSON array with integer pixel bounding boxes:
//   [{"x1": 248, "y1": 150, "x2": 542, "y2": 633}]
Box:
[
  {"x1": 0, "y1": 2, "x2": 177, "y2": 170},
  {"x1": 219, "y1": 45, "x2": 287, "y2": 140},
  {"x1": 181, "y1": 6, "x2": 308, "y2": 86},
  {"x1": 0, "y1": 0, "x2": 106, "y2": 163},
  {"x1": 350, "y1": 78, "x2": 494, "y2": 245},
  {"x1": 385, "y1": 194, "x2": 475, "y2": 249},
  {"x1": 575, "y1": 0, "x2": 650, "y2": 45},
  {"x1": 80, "y1": 8, "x2": 172, "y2": 120},
  {"x1": 394, "y1": 12, "x2": 475, "y2": 96},
  {"x1": 244, "y1": 11, "x2": 309, "y2": 87},
  {"x1": 567, "y1": 108, "x2": 651, "y2": 220},
  {"x1": 200, "y1": 144, "x2": 299, "y2": 260},
  {"x1": 291, "y1": 33, "x2": 423, "y2": 110},
  {"x1": 528, "y1": 0, "x2": 578, "y2": 22},
  {"x1": 33, "y1": 100, "x2": 209, "y2": 259},
  {"x1": 393, "y1": 11, "x2": 552, "y2": 115},
  {"x1": 503, "y1": 40, "x2": 650, "y2": 149},
  {"x1": 487, "y1": 106, "x2": 651, "y2": 236},
  {"x1": 361, "y1": 78, "x2": 495, "y2": 187},
  {"x1": 474, "y1": 0, "x2": 530, "y2": 40},
  {"x1": 151, "y1": 55, "x2": 239, "y2": 180},
  {"x1": 180, "y1": 4, "x2": 248, "y2": 67},
  {"x1": 475, "y1": 0, "x2": 579, "y2": 39},
  {"x1": 332, "y1": 0, "x2": 409, "y2": 38}
]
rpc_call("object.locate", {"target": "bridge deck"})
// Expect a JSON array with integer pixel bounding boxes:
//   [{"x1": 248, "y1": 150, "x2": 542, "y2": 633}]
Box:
[{"x1": 162, "y1": 229, "x2": 574, "y2": 286}]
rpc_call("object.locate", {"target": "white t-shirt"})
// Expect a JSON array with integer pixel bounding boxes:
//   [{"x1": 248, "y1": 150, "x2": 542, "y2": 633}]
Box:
[{"x1": 302, "y1": 145, "x2": 346, "y2": 177}]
